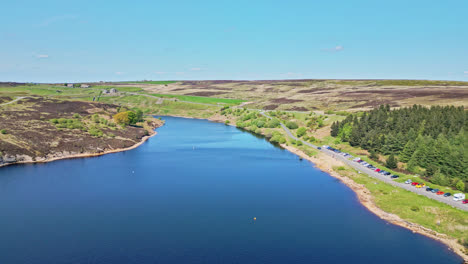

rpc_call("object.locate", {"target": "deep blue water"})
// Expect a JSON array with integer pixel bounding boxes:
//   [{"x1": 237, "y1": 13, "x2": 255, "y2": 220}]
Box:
[{"x1": 0, "y1": 116, "x2": 462, "y2": 263}]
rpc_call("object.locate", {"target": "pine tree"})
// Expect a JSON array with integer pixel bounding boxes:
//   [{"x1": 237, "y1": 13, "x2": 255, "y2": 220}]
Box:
[
  {"x1": 386, "y1": 154, "x2": 398, "y2": 169},
  {"x1": 400, "y1": 141, "x2": 416, "y2": 162},
  {"x1": 407, "y1": 156, "x2": 418, "y2": 173}
]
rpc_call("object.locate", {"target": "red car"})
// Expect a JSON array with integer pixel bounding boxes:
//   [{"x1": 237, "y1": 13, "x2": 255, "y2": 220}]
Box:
[
  {"x1": 463, "y1": 200, "x2": 468, "y2": 204},
  {"x1": 411, "y1": 182, "x2": 419, "y2": 186},
  {"x1": 375, "y1": 168, "x2": 381, "y2": 172},
  {"x1": 436, "y1": 191, "x2": 444, "y2": 195}
]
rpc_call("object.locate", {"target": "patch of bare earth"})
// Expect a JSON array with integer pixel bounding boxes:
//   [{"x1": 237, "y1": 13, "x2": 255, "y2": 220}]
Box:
[{"x1": 0, "y1": 97, "x2": 162, "y2": 166}]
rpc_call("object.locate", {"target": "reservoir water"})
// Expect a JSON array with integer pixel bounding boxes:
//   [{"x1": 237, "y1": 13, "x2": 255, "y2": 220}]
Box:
[{"x1": 0, "y1": 116, "x2": 462, "y2": 263}]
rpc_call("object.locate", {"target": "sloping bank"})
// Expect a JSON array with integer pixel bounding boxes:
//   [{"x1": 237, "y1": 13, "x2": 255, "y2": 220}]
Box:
[{"x1": 0, "y1": 121, "x2": 163, "y2": 168}]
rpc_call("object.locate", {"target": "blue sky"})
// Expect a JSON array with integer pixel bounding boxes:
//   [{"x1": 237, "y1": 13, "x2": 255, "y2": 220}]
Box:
[{"x1": 1, "y1": 0, "x2": 467, "y2": 82}]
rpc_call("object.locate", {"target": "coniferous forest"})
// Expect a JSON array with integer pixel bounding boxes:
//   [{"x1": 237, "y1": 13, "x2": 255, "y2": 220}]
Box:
[{"x1": 331, "y1": 105, "x2": 467, "y2": 191}]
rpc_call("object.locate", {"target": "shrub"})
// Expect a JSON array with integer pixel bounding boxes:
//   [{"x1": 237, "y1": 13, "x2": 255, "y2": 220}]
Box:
[
  {"x1": 456, "y1": 180, "x2": 465, "y2": 192},
  {"x1": 0, "y1": 129, "x2": 7, "y2": 134},
  {"x1": 73, "y1": 113, "x2": 81, "y2": 119},
  {"x1": 266, "y1": 118, "x2": 280, "y2": 128},
  {"x1": 296, "y1": 140, "x2": 303, "y2": 146},
  {"x1": 50, "y1": 119, "x2": 59, "y2": 124},
  {"x1": 88, "y1": 127, "x2": 103, "y2": 137},
  {"x1": 296, "y1": 127, "x2": 307, "y2": 137},
  {"x1": 236, "y1": 121, "x2": 245, "y2": 128},
  {"x1": 256, "y1": 120, "x2": 265, "y2": 128},
  {"x1": 410, "y1": 206, "x2": 420, "y2": 212},
  {"x1": 286, "y1": 121, "x2": 298, "y2": 129}
]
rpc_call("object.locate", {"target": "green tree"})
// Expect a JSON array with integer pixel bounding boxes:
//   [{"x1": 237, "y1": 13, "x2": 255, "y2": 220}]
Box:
[
  {"x1": 369, "y1": 150, "x2": 379, "y2": 161},
  {"x1": 432, "y1": 172, "x2": 449, "y2": 186},
  {"x1": 456, "y1": 180, "x2": 465, "y2": 192},
  {"x1": 407, "y1": 156, "x2": 418, "y2": 173},
  {"x1": 386, "y1": 154, "x2": 398, "y2": 169}
]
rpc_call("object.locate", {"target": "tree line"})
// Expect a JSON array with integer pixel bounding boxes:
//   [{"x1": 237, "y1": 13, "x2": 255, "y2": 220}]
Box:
[{"x1": 331, "y1": 104, "x2": 466, "y2": 191}]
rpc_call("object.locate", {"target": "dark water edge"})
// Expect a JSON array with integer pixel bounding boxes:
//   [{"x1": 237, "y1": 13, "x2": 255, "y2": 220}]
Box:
[{"x1": 0, "y1": 116, "x2": 463, "y2": 264}]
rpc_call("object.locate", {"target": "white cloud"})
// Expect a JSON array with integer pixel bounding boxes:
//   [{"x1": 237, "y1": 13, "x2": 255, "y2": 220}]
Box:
[
  {"x1": 190, "y1": 67, "x2": 201, "y2": 71},
  {"x1": 464, "y1": 71, "x2": 468, "y2": 74},
  {"x1": 322, "y1": 45, "x2": 344, "y2": 52},
  {"x1": 36, "y1": 54, "x2": 49, "y2": 58},
  {"x1": 154, "y1": 71, "x2": 166, "y2": 74},
  {"x1": 115, "y1": 72, "x2": 124, "y2": 75}
]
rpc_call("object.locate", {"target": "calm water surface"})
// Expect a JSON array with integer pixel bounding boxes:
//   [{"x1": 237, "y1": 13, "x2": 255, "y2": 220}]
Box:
[{"x1": 0, "y1": 117, "x2": 462, "y2": 263}]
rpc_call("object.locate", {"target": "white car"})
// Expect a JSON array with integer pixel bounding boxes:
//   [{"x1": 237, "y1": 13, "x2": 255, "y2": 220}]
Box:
[
  {"x1": 405, "y1": 179, "x2": 412, "y2": 184},
  {"x1": 453, "y1": 193, "x2": 466, "y2": 201},
  {"x1": 361, "y1": 162, "x2": 369, "y2": 166}
]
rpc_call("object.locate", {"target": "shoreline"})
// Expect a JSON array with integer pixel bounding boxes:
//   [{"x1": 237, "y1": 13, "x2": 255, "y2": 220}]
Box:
[
  {"x1": 281, "y1": 144, "x2": 468, "y2": 262},
  {"x1": 0, "y1": 130, "x2": 158, "y2": 168},
  {"x1": 1, "y1": 114, "x2": 466, "y2": 261}
]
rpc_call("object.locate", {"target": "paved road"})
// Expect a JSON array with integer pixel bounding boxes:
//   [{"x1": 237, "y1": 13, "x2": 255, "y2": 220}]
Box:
[
  {"x1": 260, "y1": 111, "x2": 468, "y2": 212},
  {"x1": 0, "y1": 97, "x2": 27, "y2": 106}
]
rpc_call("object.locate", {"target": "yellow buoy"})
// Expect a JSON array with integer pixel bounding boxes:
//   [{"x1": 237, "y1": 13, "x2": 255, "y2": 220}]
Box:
[{"x1": 253, "y1": 217, "x2": 256, "y2": 221}]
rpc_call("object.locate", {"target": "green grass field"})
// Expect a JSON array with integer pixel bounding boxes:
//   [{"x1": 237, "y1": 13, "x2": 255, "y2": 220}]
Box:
[
  {"x1": 149, "y1": 93, "x2": 245, "y2": 105},
  {"x1": 336, "y1": 165, "x2": 468, "y2": 244}
]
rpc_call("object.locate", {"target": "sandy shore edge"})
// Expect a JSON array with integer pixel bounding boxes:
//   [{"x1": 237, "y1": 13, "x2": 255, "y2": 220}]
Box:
[
  {"x1": 0, "y1": 131, "x2": 158, "y2": 168},
  {"x1": 282, "y1": 144, "x2": 468, "y2": 262}
]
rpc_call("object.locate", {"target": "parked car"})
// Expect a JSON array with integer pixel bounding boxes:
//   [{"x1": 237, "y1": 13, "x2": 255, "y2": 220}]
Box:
[
  {"x1": 374, "y1": 168, "x2": 381, "y2": 172},
  {"x1": 383, "y1": 172, "x2": 391, "y2": 176},
  {"x1": 405, "y1": 179, "x2": 412, "y2": 184},
  {"x1": 453, "y1": 193, "x2": 466, "y2": 201},
  {"x1": 443, "y1": 193, "x2": 451, "y2": 197},
  {"x1": 416, "y1": 184, "x2": 422, "y2": 188},
  {"x1": 420, "y1": 183, "x2": 426, "y2": 187},
  {"x1": 317, "y1": 147, "x2": 321, "y2": 150},
  {"x1": 391, "y1": 175, "x2": 399, "y2": 179},
  {"x1": 431, "y1": 189, "x2": 439, "y2": 193},
  {"x1": 426, "y1": 187, "x2": 433, "y2": 192},
  {"x1": 411, "y1": 182, "x2": 418, "y2": 186},
  {"x1": 463, "y1": 200, "x2": 468, "y2": 204},
  {"x1": 436, "y1": 191, "x2": 444, "y2": 195},
  {"x1": 378, "y1": 170, "x2": 386, "y2": 174}
]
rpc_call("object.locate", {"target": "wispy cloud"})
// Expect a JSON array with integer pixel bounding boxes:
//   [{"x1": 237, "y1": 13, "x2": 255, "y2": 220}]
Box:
[
  {"x1": 37, "y1": 15, "x2": 78, "y2": 27},
  {"x1": 190, "y1": 67, "x2": 201, "y2": 71},
  {"x1": 322, "y1": 45, "x2": 344, "y2": 52},
  {"x1": 36, "y1": 54, "x2": 49, "y2": 58},
  {"x1": 154, "y1": 71, "x2": 166, "y2": 75},
  {"x1": 464, "y1": 71, "x2": 468, "y2": 74},
  {"x1": 115, "y1": 72, "x2": 124, "y2": 75}
]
